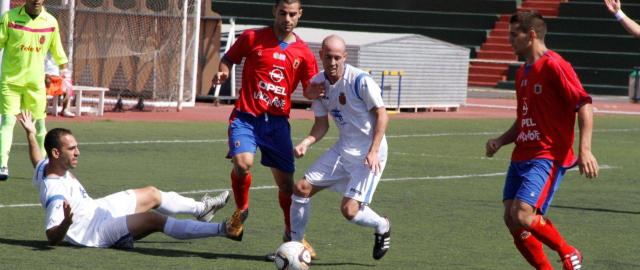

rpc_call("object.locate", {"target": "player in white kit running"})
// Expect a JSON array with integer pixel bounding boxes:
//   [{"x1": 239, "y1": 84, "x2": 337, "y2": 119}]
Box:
[
  {"x1": 18, "y1": 111, "x2": 235, "y2": 249},
  {"x1": 289, "y1": 35, "x2": 391, "y2": 260}
]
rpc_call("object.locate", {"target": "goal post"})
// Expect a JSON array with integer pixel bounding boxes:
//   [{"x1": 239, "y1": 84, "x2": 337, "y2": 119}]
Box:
[{"x1": 8, "y1": 0, "x2": 202, "y2": 111}]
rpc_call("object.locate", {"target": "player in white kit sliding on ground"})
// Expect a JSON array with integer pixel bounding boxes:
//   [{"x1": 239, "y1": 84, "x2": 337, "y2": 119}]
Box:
[{"x1": 18, "y1": 111, "x2": 234, "y2": 249}]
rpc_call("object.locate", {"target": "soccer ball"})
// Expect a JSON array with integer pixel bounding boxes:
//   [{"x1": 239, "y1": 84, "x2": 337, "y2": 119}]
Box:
[{"x1": 274, "y1": 241, "x2": 312, "y2": 270}]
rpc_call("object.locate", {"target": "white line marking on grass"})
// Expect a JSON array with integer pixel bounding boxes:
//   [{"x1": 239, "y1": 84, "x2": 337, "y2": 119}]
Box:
[
  {"x1": 390, "y1": 151, "x2": 511, "y2": 161},
  {"x1": 593, "y1": 128, "x2": 640, "y2": 133},
  {"x1": 0, "y1": 165, "x2": 615, "y2": 209},
  {"x1": 381, "y1": 172, "x2": 506, "y2": 182},
  {"x1": 8, "y1": 128, "x2": 639, "y2": 147},
  {"x1": 81, "y1": 139, "x2": 229, "y2": 145},
  {"x1": 465, "y1": 103, "x2": 516, "y2": 110},
  {"x1": 467, "y1": 103, "x2": 640, "y2": 116},
  {"x1": 593, "y1": 109, "x2": 640, "y2": 116},
  {"x1": 0, "y1": 203, "x2": 40, "y2": 208},
  {"x1": 385, "y1": 132, "x2": 501, "y2": 138}
]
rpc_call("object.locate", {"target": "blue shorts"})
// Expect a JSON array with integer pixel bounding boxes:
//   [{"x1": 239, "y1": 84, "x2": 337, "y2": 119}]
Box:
[
  {"x1": 227, "y1": 110, "x2": 295, "y2": 173},
  {"x1": 502, "y1": 159, "x2": 566, "y2": 214}
]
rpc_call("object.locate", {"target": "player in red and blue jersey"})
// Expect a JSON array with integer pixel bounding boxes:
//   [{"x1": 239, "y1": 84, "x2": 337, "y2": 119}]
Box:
[
  {"x1": 211, "y1": 0, "x2": 318, "y2": 257},
  {"x1": 485, "y1": 11, "x2": 599, "y2": 270}
]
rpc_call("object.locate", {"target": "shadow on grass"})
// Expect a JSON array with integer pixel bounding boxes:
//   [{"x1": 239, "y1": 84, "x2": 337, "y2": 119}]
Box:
[
  {"x1": 469, "y1": 200, "x2": 640, "y2": 215},
  {"x1": 0, "y1": 237, "x2": 60, "y2": 251},
  {"x1": 553, "y1": 204, "x2": 640, "y2": 215},
  {"x1": 127, "y1": 247, "x2": 376, "y2": 267},
  {"x1": 124, "y1": 246, "x2": 267, "y2": 261},
  {"x1": 311, "y1": 261, "x2": 376, "y2": 267}
]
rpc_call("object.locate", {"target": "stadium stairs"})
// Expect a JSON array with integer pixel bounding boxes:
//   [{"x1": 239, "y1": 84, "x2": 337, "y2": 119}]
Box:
[
  {"x1": 468, "y1": 0, "x2": 562, "y2": 88},
  {"x1": 213, "y1": 0, "x2": 514, "y2": 69},
  {"x1": 495, "y1": 0, "x2": 640, "y2": 95}
]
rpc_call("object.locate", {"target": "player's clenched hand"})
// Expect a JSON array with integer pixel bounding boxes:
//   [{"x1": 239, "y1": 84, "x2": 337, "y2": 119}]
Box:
[
  {"x1": 294, "y1": 139, "x2": 312, "y2": 158},
  {"x1": 604, "y1": 0, "x2": 621, "y2": 14},
  {"x1": 18, "y1": 110, "x2": 36, "y2": 135},
  {"x1": 303, "y1": 83, "x2": 325, "y2": 100},
  {"x1": 294, "y1": 144, "x2": 307, "y2": 158},
  {"x1": 365, "y1": 151, "x2": 381, "y2": 175},
  {"x1": 578, "y1": 150, "x2": 599, "y2": 179},
  {"x1": 212, "y1": 72, "x2": 229, "y2": 86},
  {"x1": 485, "y1": 138, "x2": 502, "y2": 157}
]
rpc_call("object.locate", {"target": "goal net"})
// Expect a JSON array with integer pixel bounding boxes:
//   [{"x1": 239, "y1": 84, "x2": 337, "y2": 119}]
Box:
[{"x1": 9, "y1": 0, "x2": 201, "y2": 110}]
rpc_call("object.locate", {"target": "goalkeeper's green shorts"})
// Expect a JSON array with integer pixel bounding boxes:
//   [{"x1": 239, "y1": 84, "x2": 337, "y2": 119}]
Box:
[{"x1": 0, "y1": 84, "x2": 47, "y2": 120}]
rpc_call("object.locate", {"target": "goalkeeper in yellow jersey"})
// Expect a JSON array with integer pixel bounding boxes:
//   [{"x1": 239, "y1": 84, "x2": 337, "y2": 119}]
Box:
[{"x1": 0, "y1": 0, "x2": 68, "y2": 180}]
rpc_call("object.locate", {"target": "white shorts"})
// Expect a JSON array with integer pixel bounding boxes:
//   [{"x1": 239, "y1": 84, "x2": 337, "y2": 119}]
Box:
[
  {"x1": 304, "y1": 147, "x2": 386, "y2": 204},
  {"x1": 92, "y1": 190, "x2": 137, "y2": 248}
]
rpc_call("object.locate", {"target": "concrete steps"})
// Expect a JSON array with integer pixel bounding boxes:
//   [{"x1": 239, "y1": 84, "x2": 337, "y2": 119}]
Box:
[{"x1": 468, "y1": 0, "x2": 562, "y2": 87}]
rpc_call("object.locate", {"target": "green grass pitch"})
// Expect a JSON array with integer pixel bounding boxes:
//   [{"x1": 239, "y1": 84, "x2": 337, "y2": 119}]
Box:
[{"x1": 0, "y1": 115, "x2": 638, "y2": 269}]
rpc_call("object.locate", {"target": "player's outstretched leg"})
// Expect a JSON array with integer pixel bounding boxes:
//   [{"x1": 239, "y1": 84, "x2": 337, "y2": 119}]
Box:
[
  {"x1": 372, "y1": 217, "x2": 391, "y2": 260},
  {"x1": 196, "y1": 190, "x2": 231, "y2": 222},
  {"x1": 289, "y1": 194, "x2": 316, "y2": 259},
  {"x1": 163, "y1": 216, "x2": 226, "y2": 239},
  {"x1": 531, "y1": 216, "x2": 581, "y2": 270},
  {"x1": 125, "y1": 211, "x2": 228, "y2": 247},
  {"x1": 511, "y1": 229, "x2": 553, "y2": 269},
  {"x1": 527, "y1": 216, "x2": 581, "y2": 270},
  {"x1": 0, "y1": 115, "x2": 16, "y2": 180},
  {"x1": 228, "y1": 169, "x2": 251, "y2": 241},
  {"x1": 265, "y1": 184, "x2": 317, "y2": 262},
  {"x1": 343, "y1": 199, "x2": 390, "y2": 260},
  {"x1": 137, "y1": 187, "x2": 229, "y2": 220}
]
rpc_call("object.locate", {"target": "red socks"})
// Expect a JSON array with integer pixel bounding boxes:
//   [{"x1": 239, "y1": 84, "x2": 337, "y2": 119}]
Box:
[
  {"x1": 278, "y1": 190, "x2": 292, "y2": 235},
  {"x1": 230, "y1": 169, "x2": 293, "y2": 235},
  {"x1": 528, "y1": 215, "x2": 574, "y2": 256},
  {"x1": 512, "y1": 228, "x2": 553, "y2": 269},
  {"x1": 230, "y1": 170, "x2": 252, "y2": 211}
]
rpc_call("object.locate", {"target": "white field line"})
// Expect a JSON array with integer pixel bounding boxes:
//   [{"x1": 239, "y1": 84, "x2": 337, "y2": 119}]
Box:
[
  {"x1": 466, "y1": 103, "x2": 640, "y2": 116},
  {"x1": 8, "y1": 128, "x2": 639, "y2": 147},
  {"x1": 592, "y1": 109, "x2": 640, "y2": 116},
  {"x1": 465, "y1": 103, "x2": 516, "y2": 110},
  {"x1": 0, "y1": 165, "x2": 615, "y2": 209}
]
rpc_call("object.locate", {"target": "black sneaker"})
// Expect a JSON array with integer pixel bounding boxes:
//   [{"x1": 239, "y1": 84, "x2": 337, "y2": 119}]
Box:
[
  {"x1": 0, "y1": 167, "x2": 8, "y2": 181},
  {"x1": 372, "y1": 218, "x2": 391, "y2": 260}
]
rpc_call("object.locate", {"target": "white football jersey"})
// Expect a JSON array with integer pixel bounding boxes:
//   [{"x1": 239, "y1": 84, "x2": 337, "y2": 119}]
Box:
[
  {"x1": 310, "y1": 64, "x2": 388, "y2": 160},
  {"x1": 34, "y1": 159, "x2": 102, "y2": 246}
]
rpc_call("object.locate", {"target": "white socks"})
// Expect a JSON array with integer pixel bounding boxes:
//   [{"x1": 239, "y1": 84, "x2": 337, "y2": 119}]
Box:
[
  {"x1": 349, "y1": 205, "x2": 389, "y2": 234},
  {"x1": 290, "y1": 194, "x2": 311, "y2": 241},
  {"x1": 156, "y1": 191, "x2": 204, "y2": 216},
  {"x1": 163, "y1": 217, "x2": 223, "y2": 239}
]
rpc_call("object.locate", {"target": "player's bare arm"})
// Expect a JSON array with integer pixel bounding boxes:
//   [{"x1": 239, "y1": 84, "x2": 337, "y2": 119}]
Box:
[
  {"x1": 366, "y1": 106, "x2": 388, "y2": 174},
  {"x1": 17, "y1": 110, "x2": 42, "y2": 168},
  {"x1": 212, "y1": 58, "x2": 232, "y2": 86},
  {"x1": 486, "y1": 120, "x2": 518, "y2": 157},
  {"x1": 45, "y1": 200, "x2": 74, "y2": 245},
  {"x1": 294, "y1": 115, "x2": 329, "y2": 158},
  {"x1": 577, "y1": 103, "x2": 599, "y2": 178},
  {"x1": 604, "y1": 0, "x2": 640, "y2": 37}
]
